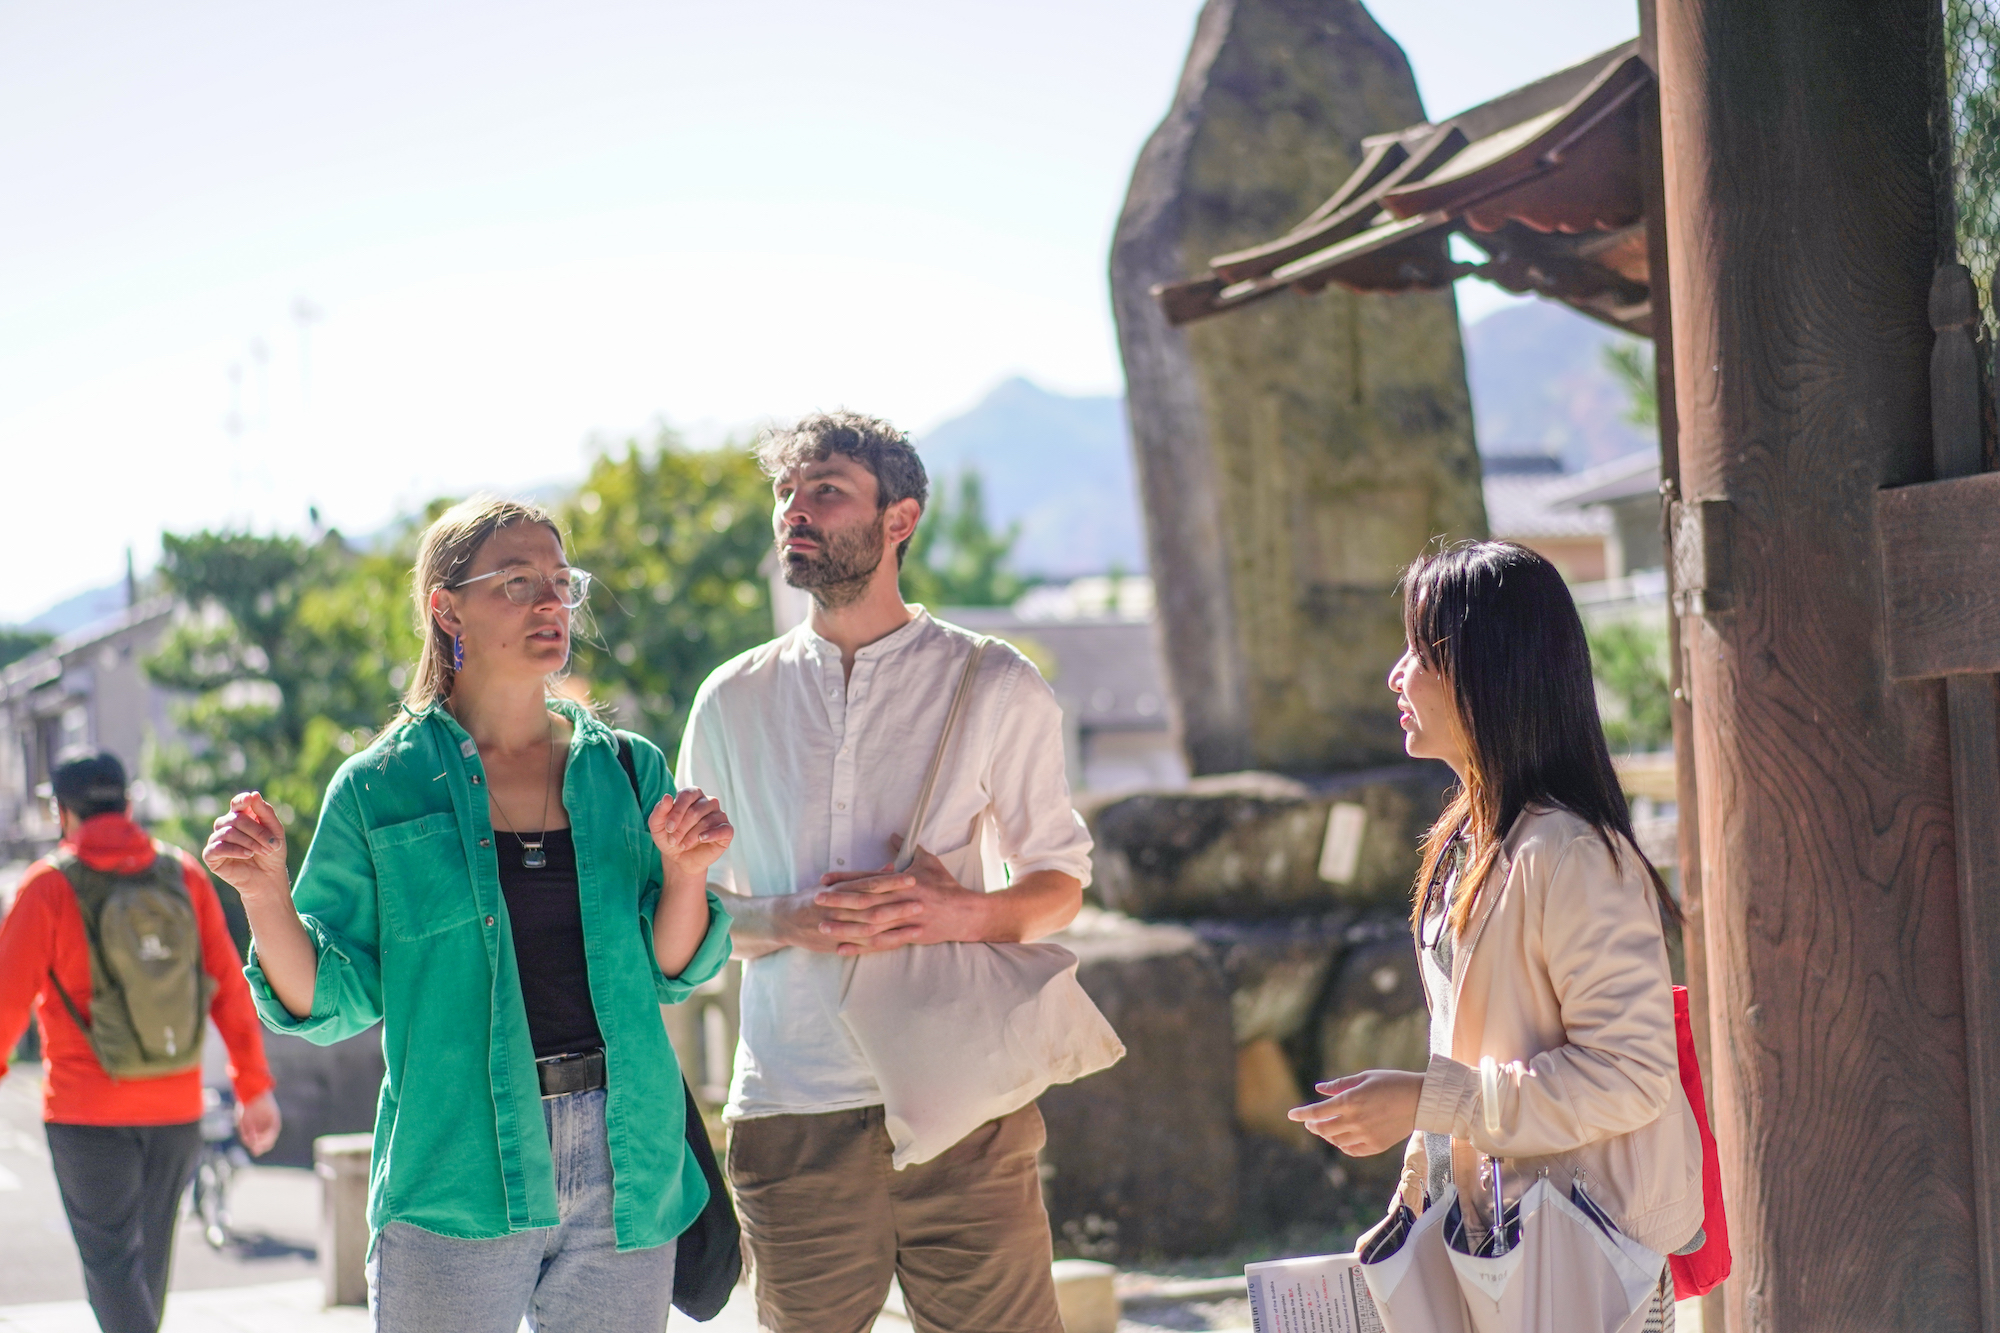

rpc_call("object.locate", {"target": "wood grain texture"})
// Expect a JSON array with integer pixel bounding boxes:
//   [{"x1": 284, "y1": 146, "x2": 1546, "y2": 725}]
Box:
[
  {"x1": 1658, "y1": 0, "x2": 1979, "y2": 1329},
  {"x1": 1876, "y1": 473, "x2": 2000, "y2": 679},
  {"x1": 1931, "y1": 259, "x2": 2000, "y2": 1333},
  {"x1": 1639, "y1": 9, "x2": 1728, "y2": 1317},
  {"x1": 1948, "y1": 672, "x2": 2000, "y2": 1333},
  {"x1": 1930, "y1": 266, "x2": 1984, "y2": 479}
]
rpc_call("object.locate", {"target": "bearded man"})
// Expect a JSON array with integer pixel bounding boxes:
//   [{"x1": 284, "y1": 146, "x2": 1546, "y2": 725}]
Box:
[{"x1": 674, "y1": 411, "x2": 1092, "y2": 1333}]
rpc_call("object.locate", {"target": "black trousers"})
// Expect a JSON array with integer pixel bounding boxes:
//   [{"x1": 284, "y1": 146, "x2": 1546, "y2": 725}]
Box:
[{"x1": 44, "y1": 1120, "x2": 203, "y2": 1333}]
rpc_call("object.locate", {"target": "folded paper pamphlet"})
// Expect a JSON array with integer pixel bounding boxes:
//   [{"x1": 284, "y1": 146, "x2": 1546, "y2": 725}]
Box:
[{"x1": 1245, "y1": 1251, "x2": 1384, "y2": 1333}]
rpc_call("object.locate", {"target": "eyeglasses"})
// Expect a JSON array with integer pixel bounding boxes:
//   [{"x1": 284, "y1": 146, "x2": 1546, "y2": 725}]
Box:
[
  {"x1": 1419, "y1": 831, "x2": 1469, "y2": 952},
  {"x1": 448, "y1": 566, "x2": 592, "y2": 608}
]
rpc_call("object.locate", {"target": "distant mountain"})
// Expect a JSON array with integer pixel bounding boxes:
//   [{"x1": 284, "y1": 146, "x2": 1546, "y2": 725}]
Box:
[
  {"x1": 24, "y1": 581, "x2": 132, "y2": 637},
  {"x1": 917, "y1": 378, "x2": 1145, "y2": 578},
  {"x1": 1463, "y1": 300, "x2": 1656, "y2": 471},
  {"x1": 918, "y1": 305, "x2": 1654, "y2": 582}
]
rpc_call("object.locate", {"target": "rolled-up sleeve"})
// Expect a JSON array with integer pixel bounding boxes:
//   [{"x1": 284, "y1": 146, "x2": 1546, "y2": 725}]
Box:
[
  {"x1": 643, "y1": 889, "x2": 733, "y2": 1003},
  {"x1": 987, "y1": 658, "x2": 1093, "y2": 887},
  {"x1": 245, "y1": 776, "x2": 383, "y2": 1044},
  {"x1": 628, "y1": 729, "x2": 732, "y2": 1001}
]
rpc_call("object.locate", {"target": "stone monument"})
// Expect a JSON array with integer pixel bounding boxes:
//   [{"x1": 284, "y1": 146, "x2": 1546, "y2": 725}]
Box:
[
  {"x1": 1032, "y1": 0, "x2": 1485, "y2": 1258},
  {"x1": 1110, "y1": 0, "x2": 1487, "y2": 776}
]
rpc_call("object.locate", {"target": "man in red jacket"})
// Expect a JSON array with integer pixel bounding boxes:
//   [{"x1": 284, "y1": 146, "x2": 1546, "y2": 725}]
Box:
[{"x1": 0, "y1": 752, "x2": 280, "y2": 1333}]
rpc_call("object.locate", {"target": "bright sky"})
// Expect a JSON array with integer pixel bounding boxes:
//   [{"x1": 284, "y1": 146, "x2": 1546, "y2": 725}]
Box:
[{"x1": 0, "y1": 0, "x2": 1637, "y2": 624}]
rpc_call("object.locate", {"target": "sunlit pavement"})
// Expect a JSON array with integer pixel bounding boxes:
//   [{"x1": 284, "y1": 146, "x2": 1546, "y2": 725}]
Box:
[
  {"x1": 0, "y1": 1282, "x2": 782, "y2": 1332},
  {"x1": 0, "y1": 1279, "x2": 790, "y2": 1332},
  {"x1": 0, "y1": 1062, "x2": 811, "y2": 1331},
  {"x1": 0, "y1": 1280, "x2": 366, "y2": 1332},
  {"x1": 0, "y1": 1065, "x2": 1695, "y2": 1333},
  {"x1": 0, "y1": 1065, "x2": 318, "y2": 1311}
]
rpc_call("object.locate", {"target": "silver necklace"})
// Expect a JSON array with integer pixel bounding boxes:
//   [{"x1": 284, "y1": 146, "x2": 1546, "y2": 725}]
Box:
[{"x1": 485, "y1": 714, "x2": 557, "y2": 869}]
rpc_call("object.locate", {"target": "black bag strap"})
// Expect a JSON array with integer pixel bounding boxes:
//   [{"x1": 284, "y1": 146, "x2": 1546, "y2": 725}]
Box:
[
  {"x1": 674, "y1": 1073, "x2": 741, "y2": 1319},
  {"x1": 46, "y1": 969, "x2": 91, "y2": 1033},
  {"x1": 615, "y1": 733, "x2": 643, "y2": 809},
  {"x1": 614, "y1": 730, "x2": 743, "y2": 1316},
  {"x1": 45, "y1": 849, "x2": 95, "y2": 1033}
]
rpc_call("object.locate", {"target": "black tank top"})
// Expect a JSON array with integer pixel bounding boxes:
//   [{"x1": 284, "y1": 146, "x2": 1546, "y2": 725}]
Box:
[{"x1": 494, "y1": 828, "x2": 604, "y2": 1058}]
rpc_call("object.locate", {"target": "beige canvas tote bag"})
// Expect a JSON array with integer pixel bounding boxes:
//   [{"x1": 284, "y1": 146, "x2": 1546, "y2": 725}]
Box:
[{"x1": 836, "y1": 637, "x2": 1126, "y2": 1168}]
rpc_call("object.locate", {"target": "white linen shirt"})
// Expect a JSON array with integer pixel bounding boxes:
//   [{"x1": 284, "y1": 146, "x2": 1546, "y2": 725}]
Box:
[{"x1": 675, "y1": 608, "x2": 1094, "y2": 1120}]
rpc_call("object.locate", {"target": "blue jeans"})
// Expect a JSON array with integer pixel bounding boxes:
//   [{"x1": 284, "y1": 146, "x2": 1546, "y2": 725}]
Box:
[{"x1": 368, "y1": 1089, "x2": 676, "y2": 1333}]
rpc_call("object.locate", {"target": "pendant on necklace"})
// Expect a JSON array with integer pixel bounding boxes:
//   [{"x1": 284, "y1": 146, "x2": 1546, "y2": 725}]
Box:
[{"x1": 522, "y1": 844, "x2": 547, "y2": 870}]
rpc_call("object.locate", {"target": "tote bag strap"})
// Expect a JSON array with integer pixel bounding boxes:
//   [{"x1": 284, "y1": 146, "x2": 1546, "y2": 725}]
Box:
[
  {"x1": 611, "y1": 731, "x2": 744, "y2": 1317},
  {"x1": 893, "y1": 637, "x2": 987, "y2": 874}
]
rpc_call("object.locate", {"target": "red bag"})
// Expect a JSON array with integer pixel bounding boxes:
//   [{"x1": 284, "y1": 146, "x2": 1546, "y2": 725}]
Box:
[{"x1": 1668, "y1": 985, "x2": 1731, "y2": 1297}]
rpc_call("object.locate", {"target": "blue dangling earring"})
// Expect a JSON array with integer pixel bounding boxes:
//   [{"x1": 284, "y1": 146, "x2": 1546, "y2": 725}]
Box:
[{"x1": 452, "y1": 635, "x2": 464, "y2": 672}]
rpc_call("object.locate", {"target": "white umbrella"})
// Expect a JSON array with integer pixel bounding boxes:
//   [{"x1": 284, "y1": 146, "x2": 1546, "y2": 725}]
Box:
[{"x1": 1359, "y1": 1170, "x2": 1664, "y2": 1333}]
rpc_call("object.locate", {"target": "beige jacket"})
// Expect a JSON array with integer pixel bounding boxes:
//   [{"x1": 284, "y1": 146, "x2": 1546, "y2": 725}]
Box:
[{"x1": 1400, "y1": 805, "x2": 1704, "y2": 1256}]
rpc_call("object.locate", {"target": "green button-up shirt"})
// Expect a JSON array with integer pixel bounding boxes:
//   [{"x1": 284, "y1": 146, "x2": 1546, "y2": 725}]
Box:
[{"x1": 245, "y1": 700, "x2": 731, "y2": 1251}]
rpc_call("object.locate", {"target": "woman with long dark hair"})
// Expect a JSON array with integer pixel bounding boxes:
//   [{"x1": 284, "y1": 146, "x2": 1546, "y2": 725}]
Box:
[
  {"x1": 1291, "y1": 540, "x2": 1702, "y2": 1322},
  {"x1": 202, "y1": 496, "x2": 734, "y2": 1332}
]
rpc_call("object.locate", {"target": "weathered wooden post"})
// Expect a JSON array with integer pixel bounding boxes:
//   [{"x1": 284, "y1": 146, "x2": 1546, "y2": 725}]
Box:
[
  {"x1": 1656, "y1": 0, "x2": 1982, "y2": 1328},
  {"x1": 1636, "y1": 8, "x2": 1722, "y2": 1328},
  {"x1": 1873, "y1": 262, "x2": 2000, "y2": 1331},
  {"x1": 1927, "y1": 262, "x2": 2000, "y2": 1333}
]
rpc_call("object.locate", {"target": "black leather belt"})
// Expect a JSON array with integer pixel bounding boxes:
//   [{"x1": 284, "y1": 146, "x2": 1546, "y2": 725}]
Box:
[{"x1": 536, "y1": 1049, "x2": 606, "y2": 1098}]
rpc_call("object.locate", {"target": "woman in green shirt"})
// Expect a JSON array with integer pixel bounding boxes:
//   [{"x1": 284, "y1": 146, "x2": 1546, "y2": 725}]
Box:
[{"x1": 202, "y1": 496, "x2": 734, "y2": 1333}]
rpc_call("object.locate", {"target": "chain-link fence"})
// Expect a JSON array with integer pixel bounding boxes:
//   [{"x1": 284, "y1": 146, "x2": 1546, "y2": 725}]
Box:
[{"x1": 1946, "y1": 0, "x2": 2000, "y2": 306}]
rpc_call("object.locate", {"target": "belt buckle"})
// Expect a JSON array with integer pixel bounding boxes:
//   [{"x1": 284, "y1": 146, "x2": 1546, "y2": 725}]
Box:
[{"x1": 535, "y1": 1049, "x2": 605, "y2": 1098}]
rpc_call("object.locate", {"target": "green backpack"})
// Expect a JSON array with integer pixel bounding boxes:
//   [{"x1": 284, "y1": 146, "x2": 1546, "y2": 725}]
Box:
[{"x1": 47, "y1": 843, "x2": 214, "y2": 1079}]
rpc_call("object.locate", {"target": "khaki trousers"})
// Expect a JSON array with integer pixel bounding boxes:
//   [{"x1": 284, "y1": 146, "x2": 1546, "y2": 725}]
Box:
[{"x1": 726, "y1": 1103, "x2": 1062, "y2": 1333}]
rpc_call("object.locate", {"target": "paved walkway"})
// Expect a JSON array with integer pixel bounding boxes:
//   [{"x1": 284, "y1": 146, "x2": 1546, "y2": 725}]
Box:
[
  {"x1": 0, "y1": 1282, "x2": 771, "y2": 1332},
  {"x1": 0, "y1": 1061, "x2": 1703, "y2": 1333},
  {"x1": 0, "y1": 1280, "x2": 863, "y2": 1332},
  {"x1": 0, "y1": 1281, "x2": 365, "y2": 1332},
  {"x1": 0, "y1": 1068, "x2": 319, "y2": 1309}
]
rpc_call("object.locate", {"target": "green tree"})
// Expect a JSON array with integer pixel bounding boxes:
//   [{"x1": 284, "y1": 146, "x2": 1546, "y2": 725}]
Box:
[
  {"x1": 558, "y1": 431, "x2": 775, "y2": 754},
  {"x1": 0, "y1": 627, "x2": 52, "y2": 670},
  {"x1": 903, "y1": 468, "x2": 1032, "y2": 609},
  {"x1": 145, "y1": 529, "x2": 415, "y2": 872},
  {"x1": 1588, "y1": 620, "x2": 1672, "y2": 753},
  {"x1": 1947, "y1": 0, "x2": 2000, "y2": 299},
  {"x1": 1603, "y1": 341, "x2": 1658, "y2": 428}
]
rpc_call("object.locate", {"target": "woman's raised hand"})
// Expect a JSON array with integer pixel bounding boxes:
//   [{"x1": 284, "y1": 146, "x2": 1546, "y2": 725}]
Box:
[
  {"x1": 202, "y1": 792, "x2": 292, "y2": 902},
  {"x1": 648, "y1": 787, "x2": 734, "y2": 881},
  {"x1": 1290, "y1": 1068, "x2": 1425, "y2": 1158}
]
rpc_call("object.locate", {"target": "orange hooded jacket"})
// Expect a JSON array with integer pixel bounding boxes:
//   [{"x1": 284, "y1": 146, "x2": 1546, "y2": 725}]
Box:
[{"x1": 0, "y1": 813, "x2": 275, "y2": 1125}]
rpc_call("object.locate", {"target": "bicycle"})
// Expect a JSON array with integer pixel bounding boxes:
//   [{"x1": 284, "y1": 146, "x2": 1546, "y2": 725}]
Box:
[{"x1": 185, "y1": 1084, "x2": 249, "y2": 1250}]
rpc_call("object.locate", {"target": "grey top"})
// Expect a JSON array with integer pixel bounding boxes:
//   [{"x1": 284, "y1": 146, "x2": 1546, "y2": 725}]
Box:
[{"x1": 1422, "y1": 904, "x2": 1455, "y2": 1206}]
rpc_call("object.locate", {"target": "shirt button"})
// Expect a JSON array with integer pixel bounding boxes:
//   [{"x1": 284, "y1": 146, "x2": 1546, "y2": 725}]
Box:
[
  {"x1": 479, "y1": 838, "x2": 491, "y2": 848},
  {"x1": 836, "y1": 858, "x2": 846, "y2": 866},
  {"x1": 470, "y1": 775, "x2": 482, "y2": 785},
  {"x1": 485, "y1": 915, "x2": 496, "y2": 927},
  {"x1": 835, "y1": 801, "x2": 846, "y2": 810}
]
